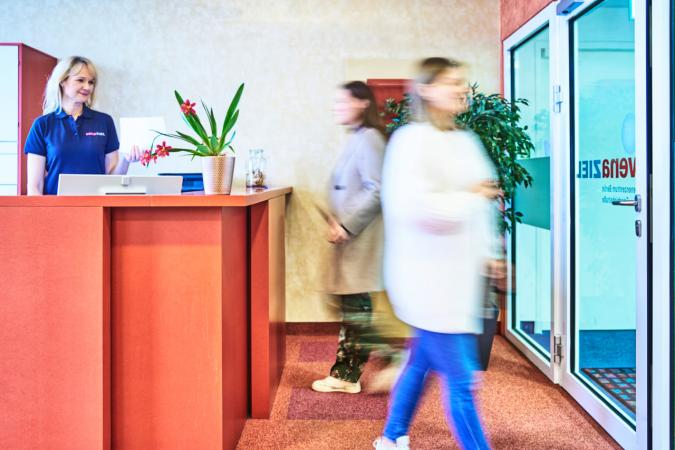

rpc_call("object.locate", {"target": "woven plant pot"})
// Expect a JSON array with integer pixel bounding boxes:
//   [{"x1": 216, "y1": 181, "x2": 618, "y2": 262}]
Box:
[{"x1": 201, "y1": 155, "x2": 235, "y2": 195}]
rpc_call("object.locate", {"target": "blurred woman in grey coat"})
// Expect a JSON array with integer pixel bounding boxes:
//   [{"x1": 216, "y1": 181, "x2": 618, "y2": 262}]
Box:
[{"x1": 312, "y1": 81, "x2": 386, "y2": 394}]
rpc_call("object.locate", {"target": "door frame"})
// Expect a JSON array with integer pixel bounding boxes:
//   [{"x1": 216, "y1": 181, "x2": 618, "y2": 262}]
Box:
[
  {"x1": 651, "y1": 0, "x2": 672, "y2": 448},
  {"x1": 503, "y1": 1, "x2": 561, "y2": 384}
]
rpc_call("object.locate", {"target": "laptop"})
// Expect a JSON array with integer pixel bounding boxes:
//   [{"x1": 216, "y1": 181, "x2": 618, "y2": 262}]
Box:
[{"x1": 57, "y1": 174, "x2": 183, "y2": 196}]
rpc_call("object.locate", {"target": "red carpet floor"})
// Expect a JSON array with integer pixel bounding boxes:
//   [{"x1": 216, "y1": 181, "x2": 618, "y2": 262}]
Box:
[{"x1": 237, "y1": 334, "x2": 621, "y2": 449}]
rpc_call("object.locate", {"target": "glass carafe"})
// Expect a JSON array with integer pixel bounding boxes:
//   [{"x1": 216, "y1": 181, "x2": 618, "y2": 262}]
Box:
[{"x1": 246, "y1": 148, "x2": 267, "y2": 188}]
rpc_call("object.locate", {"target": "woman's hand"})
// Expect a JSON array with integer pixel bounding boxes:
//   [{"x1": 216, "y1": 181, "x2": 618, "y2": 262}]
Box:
[
  {"x1": 486, "y1": 258, "x2": 507, "y2": 293},
  {"x1": 471, "y1": 180, "x2": 502, "y2": 200},
  {"x1": 123, "y1": 145, "x2": 144, "y2": 163},
  {"x1": 327, "y1": 218, "x2": 350, "y2": 244}
]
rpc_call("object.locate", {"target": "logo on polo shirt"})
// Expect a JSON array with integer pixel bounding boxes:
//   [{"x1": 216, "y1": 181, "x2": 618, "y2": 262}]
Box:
[{"x1": 85, "y1": 131, "x2": 106, "y2": 137}]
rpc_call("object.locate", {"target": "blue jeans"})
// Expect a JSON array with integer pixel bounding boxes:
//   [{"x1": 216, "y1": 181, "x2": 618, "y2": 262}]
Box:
[{"x1": 383, "y1": 329, "x2": 490, "y2": 450}]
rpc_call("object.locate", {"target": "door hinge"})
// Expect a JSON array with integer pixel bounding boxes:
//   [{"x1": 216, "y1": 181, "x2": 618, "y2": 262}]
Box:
[
  {"x1": 553, "y1": 85, "x2": 563, "y2": 113},
  {"x1": 553, "y1": 335, "x2": 564, "y2": 364}
]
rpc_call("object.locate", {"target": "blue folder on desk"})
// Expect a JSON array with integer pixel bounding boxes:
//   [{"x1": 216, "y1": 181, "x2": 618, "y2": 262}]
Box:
[{"x1": 159, "y1": 173, "x2": 203, "y2": 192}]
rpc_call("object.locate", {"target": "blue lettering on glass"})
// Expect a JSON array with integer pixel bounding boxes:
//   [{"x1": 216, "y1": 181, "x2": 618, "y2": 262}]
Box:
[{"x1": 592, "y1": 160, "x2": 601, "y2": 178}]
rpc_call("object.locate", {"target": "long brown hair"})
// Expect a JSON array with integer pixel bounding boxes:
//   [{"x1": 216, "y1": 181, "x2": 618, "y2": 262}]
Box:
[{"x1": 341, "y1": 81, "x2": 385, "y2": 136}]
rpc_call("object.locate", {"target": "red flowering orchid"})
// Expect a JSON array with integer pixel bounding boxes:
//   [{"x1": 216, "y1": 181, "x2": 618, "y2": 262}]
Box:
[
  {"x1": 155, "y1": 141, "x2": 172, "y2": 158},
  {"x1": 180, "y1": 99, "x2": 197, "y2": 116},
  {"x1": 140, "y1": 141, "x2": 171, "y2": 166},
  {"x1": 140, "y1": 149, "x2": 153, "y2": 166}
]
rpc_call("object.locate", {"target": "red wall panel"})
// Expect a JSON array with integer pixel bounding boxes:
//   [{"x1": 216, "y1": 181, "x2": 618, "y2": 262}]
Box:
[
  {"x1": 501, "y1": 0, "x2": 554, "y2": 41},
  {"x1": 366, "y1": 79, "x2": 409, "y2": 112}
]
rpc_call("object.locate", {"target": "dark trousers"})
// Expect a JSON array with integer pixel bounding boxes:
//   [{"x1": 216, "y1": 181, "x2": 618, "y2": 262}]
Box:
[{"x1": 329, "y1": 293, "x2": 373, "y2": 383}]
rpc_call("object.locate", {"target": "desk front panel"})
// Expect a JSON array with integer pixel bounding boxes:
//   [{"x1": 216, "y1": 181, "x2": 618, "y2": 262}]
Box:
[
  {"x1": 111, "y1": 207, "x2": 247, "y2": 450},
  {"x1": 0, "y1": 207, "x2": 110, "y2": 450}
]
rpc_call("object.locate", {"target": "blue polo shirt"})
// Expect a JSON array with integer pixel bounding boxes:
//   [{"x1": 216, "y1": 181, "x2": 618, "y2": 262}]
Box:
[{"x1": 24, "y1": 106, "x2": 120, "y2": 195}]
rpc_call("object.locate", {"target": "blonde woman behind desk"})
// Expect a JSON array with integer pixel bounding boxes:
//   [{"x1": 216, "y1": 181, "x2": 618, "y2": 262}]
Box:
[{"x1": 24, "y1": 56, "x2": 142, "y2": 195}]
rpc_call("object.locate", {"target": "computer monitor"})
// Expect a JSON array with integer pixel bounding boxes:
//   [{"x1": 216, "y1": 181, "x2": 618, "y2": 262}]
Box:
[{"x1": 57, "y1": 174, "x2": 183, "y2": 196}]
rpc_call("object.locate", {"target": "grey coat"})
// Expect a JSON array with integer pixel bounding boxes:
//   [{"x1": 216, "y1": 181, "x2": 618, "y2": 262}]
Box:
[{"x1": 326, "y1": 127, "x2": 385, "y2": 295}]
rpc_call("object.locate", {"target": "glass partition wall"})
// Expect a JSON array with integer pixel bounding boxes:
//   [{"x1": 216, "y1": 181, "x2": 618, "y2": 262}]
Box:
[{"x1": 510, "y1": 26, "x2": 553, "y2": 360}]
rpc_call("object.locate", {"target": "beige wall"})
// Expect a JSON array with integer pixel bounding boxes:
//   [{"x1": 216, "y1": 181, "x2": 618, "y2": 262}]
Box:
[{"x1": 1, "y1": 0, "x2": 501, "y2": 322}]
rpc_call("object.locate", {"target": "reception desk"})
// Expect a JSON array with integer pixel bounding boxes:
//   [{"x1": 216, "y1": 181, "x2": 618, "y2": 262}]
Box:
[{"x1": 0, "y1": 187, "x2": 291, "y2": 450}]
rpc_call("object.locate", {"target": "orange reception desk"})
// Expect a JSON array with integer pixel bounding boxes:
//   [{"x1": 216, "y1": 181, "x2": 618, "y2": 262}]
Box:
[{"x1": 0, "y1": 187, "x2": 291, "y2": 450}]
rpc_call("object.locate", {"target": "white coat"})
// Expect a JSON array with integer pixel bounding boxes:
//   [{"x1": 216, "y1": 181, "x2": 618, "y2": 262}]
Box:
[{"x1": 381, "y1": 123, "x2": 496, "y2": 334}]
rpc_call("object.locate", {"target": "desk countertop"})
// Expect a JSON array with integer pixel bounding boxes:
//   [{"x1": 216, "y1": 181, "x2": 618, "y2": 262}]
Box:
[{"x1": 0, "y1": 186, "x2": 292, "y2": 207}]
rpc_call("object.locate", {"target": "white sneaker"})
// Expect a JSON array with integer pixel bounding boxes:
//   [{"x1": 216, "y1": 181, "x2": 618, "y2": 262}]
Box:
[
  {"x1": 311, "y1": 376, "x2": 361, "y2": 394},
  {"x1": 373, "y1": 435, "x2": 410, "y2": 449}
]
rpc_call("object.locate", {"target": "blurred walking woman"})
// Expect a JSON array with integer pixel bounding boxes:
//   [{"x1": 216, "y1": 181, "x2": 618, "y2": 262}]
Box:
[
  {"x1": 374, "y1": 58, "x2": 498, "y2": 449},
  {"x1": 312, "y1": 81, "x2": 386, "y2": 394},
  {"x1": 24, "y1": 56, "x2": 142, "y2": 195}
]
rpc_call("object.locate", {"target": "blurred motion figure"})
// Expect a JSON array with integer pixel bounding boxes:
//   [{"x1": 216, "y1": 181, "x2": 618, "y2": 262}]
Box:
[
  {"x1": 374, "y1": 58, "x2": 500, "y2": 450},
  {"x1": 311, "y1": 81, "x2": 386, "y2": 394}
]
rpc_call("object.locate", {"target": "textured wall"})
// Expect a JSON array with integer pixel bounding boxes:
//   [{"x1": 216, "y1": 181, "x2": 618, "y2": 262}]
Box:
[
  {"x1": 1, "y1": 0, "x2": 500, "y2": 321},
  {"x1": 501, "y1": 0, "x2": 554, "y2": 40}
]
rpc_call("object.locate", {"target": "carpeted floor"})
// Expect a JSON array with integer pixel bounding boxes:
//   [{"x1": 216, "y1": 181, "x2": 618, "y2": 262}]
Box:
[{"x1": 237, "y1": 334, "x2": 622, "y2": 449}]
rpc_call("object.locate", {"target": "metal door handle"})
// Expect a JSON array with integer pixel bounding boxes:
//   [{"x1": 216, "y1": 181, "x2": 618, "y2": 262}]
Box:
[
  {"x1": 611, "y1": 194, "x2": 641, "y2": 212},
  {"x1": 611, "y1": 200, "x2": 636, "y2": 206}
]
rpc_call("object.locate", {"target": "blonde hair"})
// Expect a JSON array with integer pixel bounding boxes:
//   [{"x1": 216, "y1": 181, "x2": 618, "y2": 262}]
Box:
[
  {"x1": 410, "y1": 57, "x2": 464, "y2": 128},
  {"x1": 43, "y1": 56, "x2": 97, "y2": 114}
]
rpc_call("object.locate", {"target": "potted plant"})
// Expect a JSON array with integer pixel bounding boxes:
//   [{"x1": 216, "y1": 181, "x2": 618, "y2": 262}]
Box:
[
  {"x1": 382, "y1": 84, "x2": 535, "y2": 369},
  {"x1": 143, "y1": 83, "x2": 245, "y2": 195}
]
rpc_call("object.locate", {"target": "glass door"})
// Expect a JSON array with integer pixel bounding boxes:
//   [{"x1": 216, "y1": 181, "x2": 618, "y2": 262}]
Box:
[
  {"x1": 562, "y1": 0, "x2": 648, "y2": 447},
  {"x1": 503, "y1": 3, "x2": 558, "y2": 381},
  {"x1": 510, "y1": 26, "x2": 552, "y2": 360}
]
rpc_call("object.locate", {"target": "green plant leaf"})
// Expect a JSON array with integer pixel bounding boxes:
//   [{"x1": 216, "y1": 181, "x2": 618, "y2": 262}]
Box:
[
  {"x1": 174, "y1": 90, "x2": 185, "y2": 107},
  {"x1": 196, "y1": 144, "x2": 212, "y2": 156},
  {"x1": 154, "y1": 130, "x2": 202, "y2": 148},
  {"x1": 185, "y1": 113, "x2": 211, "y2": 148},
  {"x1": 220, "y1": 83, "x2": 244, "y2": 142},
  {"x1": 209, "y1": 135, "x2": 219, "y2": 150},
  {"x1": 167, "y1": 147, "x2": 202, "y2": 157},
  {"x1": 222, "y1": 130, "x2": 236, "y2": 148},
  {"x1": 219, "y1": 110, "x2": 239, "y2": 149},
  {"x1": 175, "y1": 131, "x2": 202, "y2": 147},
  {"x1": 201, "y1": 100, "x2": 217, "y2": 137}
]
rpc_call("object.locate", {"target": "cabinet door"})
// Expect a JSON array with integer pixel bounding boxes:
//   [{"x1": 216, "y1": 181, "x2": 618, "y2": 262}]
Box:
[{"x1": 0, "y1": 45, "x2": 18, "y2": 142}]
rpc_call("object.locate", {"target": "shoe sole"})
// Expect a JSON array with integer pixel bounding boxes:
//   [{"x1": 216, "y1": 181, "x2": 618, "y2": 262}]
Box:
[{"x1": 311, "y1": 383, "x2": 361, "y2": 394}]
